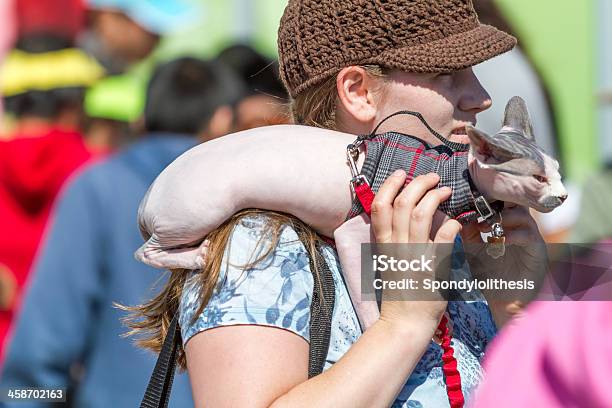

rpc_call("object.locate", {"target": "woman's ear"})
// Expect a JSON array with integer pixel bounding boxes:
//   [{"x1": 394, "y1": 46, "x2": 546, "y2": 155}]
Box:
[{"x1": 336, "y1": 66, "x2": 379, "y2": 126}]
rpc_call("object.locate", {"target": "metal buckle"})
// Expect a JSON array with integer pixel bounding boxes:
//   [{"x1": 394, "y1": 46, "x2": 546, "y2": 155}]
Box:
[
  {"x1": 490, "y1": 222, "x2": 505, "y2": 238},
  {"x1": 347, "y1": 144, "x2": 361, "y2": 178},
  {"x1": 474, "y1": 196, "x2": 494, "y2": 221},
  {"x1": 350, "y1": 175, "x2": 369, "y2": 193},
  {"x1": 347, "y1": 139, "x2": 370, "y2": 193}
]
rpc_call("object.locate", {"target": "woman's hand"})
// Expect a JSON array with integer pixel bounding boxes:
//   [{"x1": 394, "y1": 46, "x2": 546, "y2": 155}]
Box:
[
  {"x1": 460, "y1": 204, "x2": 543, "y2": 244},
  {"x1": 461, "y1": 204, "x2": 548, "y2": 327},
  {"x1": 370, "y1": 170, "x2": 462, "y2": 333}
]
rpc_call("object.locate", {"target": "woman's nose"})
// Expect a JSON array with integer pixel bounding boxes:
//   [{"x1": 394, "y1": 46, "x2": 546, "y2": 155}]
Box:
[{"x1": 458, "y1": 68, "x2": 492, "y2": 114}]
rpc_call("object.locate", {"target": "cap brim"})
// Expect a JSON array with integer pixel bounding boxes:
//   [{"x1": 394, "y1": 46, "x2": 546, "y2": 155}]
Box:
[
  {"x1": 288, "y1": 24, "x2": 517, "y2": 97},
  {"x1": 375, "y1": 24, "x2": 517, "y2": 73}
]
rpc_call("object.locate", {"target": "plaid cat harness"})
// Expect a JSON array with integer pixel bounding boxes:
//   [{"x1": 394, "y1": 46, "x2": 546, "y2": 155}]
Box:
[{"x1": 346, "y1": 111, "x2": 504, "y2": 229}]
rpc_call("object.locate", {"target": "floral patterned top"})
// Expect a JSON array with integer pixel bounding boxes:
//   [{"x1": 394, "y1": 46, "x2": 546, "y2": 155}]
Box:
[{"x1": 179, "y1": 215, "x2": 497, "y2": 407}]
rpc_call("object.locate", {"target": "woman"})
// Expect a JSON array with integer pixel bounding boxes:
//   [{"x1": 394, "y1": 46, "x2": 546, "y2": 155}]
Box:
[{"x1": 129, "y1": 0, "x2": 543, "y2": 406}]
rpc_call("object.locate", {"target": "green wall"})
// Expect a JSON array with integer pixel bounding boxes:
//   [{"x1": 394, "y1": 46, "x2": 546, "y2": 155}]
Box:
[{"x1": 495, "y1": 0, "x2": 597, "y2": 182}]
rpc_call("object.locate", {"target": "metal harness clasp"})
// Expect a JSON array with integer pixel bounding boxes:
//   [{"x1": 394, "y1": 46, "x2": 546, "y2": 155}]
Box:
[
  {"x1": 474, "y1": 196, "x2": 505, "y2": 239},
  {"x1": 347, "y1": 142, "x2": 369, "y2": 192},
  {"x1": 474, "y1": 196, "x2": 494, "y2": 221}
]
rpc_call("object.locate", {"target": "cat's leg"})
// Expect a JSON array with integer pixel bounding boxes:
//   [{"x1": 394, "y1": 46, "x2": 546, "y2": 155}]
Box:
[{"x1": 137, "y1": 125, "x2": 363, "y2": 269}]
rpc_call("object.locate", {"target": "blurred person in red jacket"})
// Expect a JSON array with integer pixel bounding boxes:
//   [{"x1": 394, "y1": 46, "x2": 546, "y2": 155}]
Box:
[
  {"x1": 15, "y1": 0, "x2": 84, "y2": 43},
  {"x1": 0, "y1": 30, "x2": 105, "y2": 364}
]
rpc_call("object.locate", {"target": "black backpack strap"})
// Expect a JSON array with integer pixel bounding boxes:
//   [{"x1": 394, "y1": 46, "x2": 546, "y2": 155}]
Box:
[
  {"x1": 139, "y1": 235, "x2": 336, "y2": 407},
  {"x1": 140, "y1": 314, "x2": 181, "y2": 408},
  {"x1": 304, "y1": 240, "x2": 336, "y2": 378}
]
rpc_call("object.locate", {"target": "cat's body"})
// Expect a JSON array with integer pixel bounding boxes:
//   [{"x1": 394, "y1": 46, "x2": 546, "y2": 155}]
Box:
[
  {"x1": 135, "y1": 97, "x2": 566, "y2": 327},
  {"x1": 346, "y1": 96, "x2": 566, "y2": 226}
]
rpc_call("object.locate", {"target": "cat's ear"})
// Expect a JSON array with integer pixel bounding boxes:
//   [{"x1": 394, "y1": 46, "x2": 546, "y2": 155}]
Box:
[
  {"x1": 503, "y1": 96, "x2": 535, "y2": 140},
  {"x1": 466, "y1": 125, "x2": 519, "y2": 164}
]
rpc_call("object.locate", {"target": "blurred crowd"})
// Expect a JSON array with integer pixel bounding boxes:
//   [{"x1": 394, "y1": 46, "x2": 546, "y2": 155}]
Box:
[
  {"x1": 0, "y1": 0, "x2": 610, "y2": 407},
  {"x1": 0, "y1": 0, "x2": 291, "y2": 406}
]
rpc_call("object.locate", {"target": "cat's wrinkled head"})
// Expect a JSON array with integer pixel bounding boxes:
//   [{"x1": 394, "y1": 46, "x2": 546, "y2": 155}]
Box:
[{"x1": 467, "y1": 96, "x2": 567, "y2": 213}]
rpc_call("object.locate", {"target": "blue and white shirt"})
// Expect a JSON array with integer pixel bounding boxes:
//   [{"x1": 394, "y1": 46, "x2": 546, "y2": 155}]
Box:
[{"x1": 179, "y1": 215, "x2": 497, "y2": 407}]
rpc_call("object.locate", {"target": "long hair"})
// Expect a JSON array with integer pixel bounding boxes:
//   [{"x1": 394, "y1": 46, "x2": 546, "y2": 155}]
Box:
[{"x1": 120, "y1": 209, "x2": 324, "y2": 370}]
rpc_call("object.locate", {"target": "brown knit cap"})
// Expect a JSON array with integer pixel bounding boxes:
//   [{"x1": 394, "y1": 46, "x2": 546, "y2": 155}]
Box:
[{"x1": 278, "y1": 0, "x2": 517, "y2": 98}]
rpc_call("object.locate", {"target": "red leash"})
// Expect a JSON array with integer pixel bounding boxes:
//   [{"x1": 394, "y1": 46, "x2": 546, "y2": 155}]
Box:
[
  {"x1": 439, "y1": 314, "x2": 464, "y2": 408},
  {"x1": 353, "y1": 180, "x2": 465, "y2": 408}
]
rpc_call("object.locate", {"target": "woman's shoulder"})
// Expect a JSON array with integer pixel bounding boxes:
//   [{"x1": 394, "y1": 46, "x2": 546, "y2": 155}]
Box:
[{"x1": 180, "y1": 212, "x2": 318, "y2": 346}]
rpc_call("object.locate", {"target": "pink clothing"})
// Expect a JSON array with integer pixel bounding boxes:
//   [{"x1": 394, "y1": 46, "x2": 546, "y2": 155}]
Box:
[{"x1": 472, "y1": 301, "x2": 612, "y2": 407}]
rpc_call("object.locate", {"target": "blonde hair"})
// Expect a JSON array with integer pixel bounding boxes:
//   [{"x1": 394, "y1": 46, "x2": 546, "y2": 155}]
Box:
[
  {"x1": 122, "y1": 65, "x2": 388, "y2": 371},
  {"x1": 290, "y1": 65, "x2": 388, "y2": 130}
]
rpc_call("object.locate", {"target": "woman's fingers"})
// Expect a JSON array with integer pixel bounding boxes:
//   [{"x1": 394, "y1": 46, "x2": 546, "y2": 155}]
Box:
[
  {"x1": 371, "y1": 171, "x2": 444, "y2": 244},
  {"x1": 470, "y1": 205, "x2": 533, "y2": 227},
  {"x1": 472, "y1": 206, "x2": 541, "y2": 244},
  {"x1": 434, "y1": 219, "x2": 462, "y2": 244},
  {"x1": 371, "y1": 170, "x2": 408, "y2": 243},
  {"x1": 504, "y1": 229, "x2": 538, "y2": 244},
  {"x1": 499, "y1": 206, "x2": 538, "y2": 231},
  {"x1": 390, "y1": 173, "x2": 441, "y2": 243},
  {"x1": 459, "y1": 221, "x2": 483, "y2": 243},
  {"x1": 407, "y1": 187, "x2": 452, "y2": 243}
]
